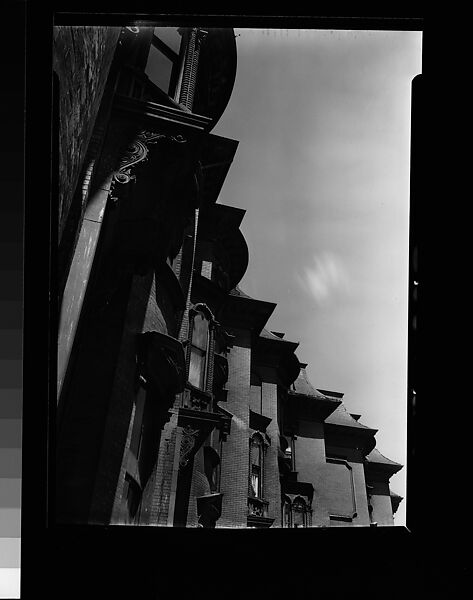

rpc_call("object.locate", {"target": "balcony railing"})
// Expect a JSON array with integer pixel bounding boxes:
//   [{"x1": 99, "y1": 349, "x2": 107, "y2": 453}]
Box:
[
  {"x1": 182, "y1": 383, "x2": 213, "y2": 412},
  {"x1": 248, "y1": 497, "x2": 269, "y2": 518}
]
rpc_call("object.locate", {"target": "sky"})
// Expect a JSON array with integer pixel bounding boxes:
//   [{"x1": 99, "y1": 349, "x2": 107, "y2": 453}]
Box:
[{"x1": 212, "y1": 28, "x2": 423, "y2": 526}]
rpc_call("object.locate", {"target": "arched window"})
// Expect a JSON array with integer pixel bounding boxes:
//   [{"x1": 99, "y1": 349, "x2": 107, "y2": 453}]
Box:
[
  {"x1": 281, "y1": 495, "x2": 312, "y2": 528},
  {"x1": 188, "y1": 309, "x2": 210, "y2": 390},
  {"x1": 292, "y1": 497, "x2": 308, "y2": 528},
  {"x1": 282, "y1": 496, "x2": 292, "y2": 528}
]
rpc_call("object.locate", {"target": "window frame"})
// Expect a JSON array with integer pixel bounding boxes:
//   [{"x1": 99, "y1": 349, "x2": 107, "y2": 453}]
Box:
[
  {"x1": 249, "y1": 432, "x2": 268, "y2": 500},
  {"x1": 188, "y1": 309, "x2": 210, "y2": 390},
  {"x1": 145, "y1": 27, "x2": 185, "y2": 100}
]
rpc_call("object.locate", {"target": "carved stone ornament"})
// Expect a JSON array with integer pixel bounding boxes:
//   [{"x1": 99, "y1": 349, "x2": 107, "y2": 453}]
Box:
[
  {"x1": 125, "y1": 26, "x2": 140, "y2": 34},
  {"x1": 112, "y1": 130, "x2": 187, "y2": 185},
  {"x1": 179, "y1": 425, "x2": 200, "y2": 468}
]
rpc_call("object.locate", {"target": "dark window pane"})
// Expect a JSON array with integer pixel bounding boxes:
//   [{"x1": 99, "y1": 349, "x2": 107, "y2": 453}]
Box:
[
  {"x1": 154, "y1": 27, "x2": 182, "y2": 53},
  {"x1": 145, "y1": 43, "x2": 173, "y2": 93}
]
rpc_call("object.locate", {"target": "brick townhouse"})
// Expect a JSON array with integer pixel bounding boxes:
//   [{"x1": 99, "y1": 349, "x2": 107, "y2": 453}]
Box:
[{"x1": 55, "y1": 23, "x2": 403, "y2": 528}]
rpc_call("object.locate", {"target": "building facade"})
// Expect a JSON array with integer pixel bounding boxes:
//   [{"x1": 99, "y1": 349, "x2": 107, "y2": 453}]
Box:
[{"x1": 55, "y1": 24, "x2": 403, "y2": 529}]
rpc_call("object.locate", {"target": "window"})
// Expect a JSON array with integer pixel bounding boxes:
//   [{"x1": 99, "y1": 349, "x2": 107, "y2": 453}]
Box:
[
  {"x1": 292, "y1": 498, "x2": 307, "y2": 528},
  {"x1": 201, "y1": 260, "x2": 213, "y2": 280},
  {"x1": 144, "y1": 27, "x2": 184, "y2": 99},
  {"x1": 282, "y1": 496, "x2": 311, "y2": 528},
  {"x1": 282, "y1": 497, "x2": 292, "y2": 528},
  {"x1": 249, "y1": 433, "x2": 265, "y2": 499},
  {"x1": 188, "y1": 310, "x2": 209, "y2": 389}
]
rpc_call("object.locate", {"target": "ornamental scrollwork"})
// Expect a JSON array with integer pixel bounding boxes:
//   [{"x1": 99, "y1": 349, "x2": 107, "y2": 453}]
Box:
[
  {"x1": 179, "y1": 425, "x2": 200, "y2": 469},
  {"x1": 112, "y1": 130, "x2": 187, "y2": 186}
]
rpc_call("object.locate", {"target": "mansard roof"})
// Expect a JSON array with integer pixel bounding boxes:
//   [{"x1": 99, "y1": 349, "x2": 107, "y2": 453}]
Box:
[
  {"x1": 199, "y1": 134, "x2": 239, "y2": 208},
  {"x1": 222, "y1": 286, "x2": 276, "y2": 336},
  {"x1": 324, "y1": 401, "x2": 377, "y2": 455},
  {"x1": 285, "y1": 363, "x2": 341, "y2": 424},
  {"x1": 365, "y1": 448, "x2": 403, "y2": 475},
  {"x1": 198, "y1": 205, "x2": 249, "y2": 291},
  {"x1": 253, "y1": 327, "x2": 300, "y2": 387},
  {"x1": 290, "y1": 364, "x2": 336, "y2": 402},
  {"x1": 325, "y1": 402, "x2": 375, "y2": 431}
]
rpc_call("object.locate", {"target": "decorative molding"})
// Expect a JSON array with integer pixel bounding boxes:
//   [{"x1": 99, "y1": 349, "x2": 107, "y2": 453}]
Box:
[
  {"x1": 113, "y1": 94, "x2": 212, "y2": 131},
  {"x1": 179, "y1": 425, "x2": 200, "y2": 469},
  {"x1": 112, "y1": 130, "x2": 187, "y2": 186},
  {"x1": 247, "y1": 514, "x2": 274, "y2": 528},
  {"x1": 183, "y1": 384, "x2": 213, "y2": 411},
  {"x1": 248, "y1": 496, "x2": 269, "y2": 518},
  {"x1": 250, "y1": 430, "x2": 270, "y2": 448}
]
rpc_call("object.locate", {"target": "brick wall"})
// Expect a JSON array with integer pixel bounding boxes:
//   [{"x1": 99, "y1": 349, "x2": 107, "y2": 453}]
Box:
[
  {"x1": 148, "y1": 412, "x2": 180, "y2": 526},
  {"x1": 53, "y1": 26, "x2": 121, "y2": 243},
  {"x1": 186, "y1": 446, "x2": 210, "y2": 527},
  {"x1": 91, "y1": 269, "x2": 172, "y2": 523},
  {"x1": 218, "y1": 328, "x2": 251, "y2": 528},
  {"x1": 294, "y1": 421, "x2": 330, "y2": 526},
  {"x1": 261, "y1": 382, "x2": 282, "y2": 527}
]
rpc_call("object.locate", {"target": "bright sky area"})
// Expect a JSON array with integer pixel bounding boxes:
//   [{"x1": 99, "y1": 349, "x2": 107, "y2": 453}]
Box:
[{"x1": 212, "y1": 28, "x2": 423, "y2": 526}]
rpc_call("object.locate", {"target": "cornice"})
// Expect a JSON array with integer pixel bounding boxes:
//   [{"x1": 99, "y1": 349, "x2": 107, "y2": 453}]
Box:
[
  {"x1": 221, "y1": 293, "x2": 276, "y2": 335},
  {"x1": 113, "y1": 94, "x2": 212, "y2": 135},
  {"x1": 324, "y1": 423, "x2": 377, "y2": 455}
]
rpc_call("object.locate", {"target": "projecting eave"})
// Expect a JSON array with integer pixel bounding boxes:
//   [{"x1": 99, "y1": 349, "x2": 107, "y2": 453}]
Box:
[
  {"x1": 365, "y1": 448, "x2": 403, "y2": 477},
  {"x1": 288, "y1": 392, "x2": 341, "y2": 423},
  {"x1": 287, "y1": 363, "x2": 341, "y2": 421},
  {"x1": 254, "y1": 330, "x2": 301, "y2": 386},
  {"x1": 390, "y1": 491, "x2": 403, "y2": 514},
  {"x1": 324, "y1": 404, "x2": 377, "y2": 454},
  {"x1": 198, "y1": 204, "x2": 249, "y2": 291},
  {"x1": 325, "y1": 402, "x2": 374, "y2": 431},
  {"x1": 199, "y1": 135, "x2": 239, "y2": 208},
  {"x1": 222, "y1": 290, "x2": 276, "y2": 336}
]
